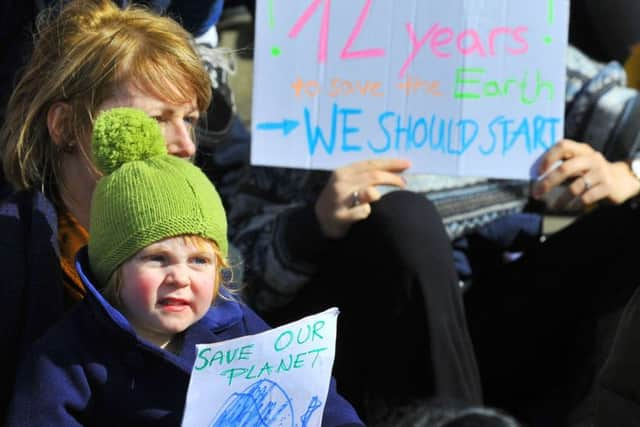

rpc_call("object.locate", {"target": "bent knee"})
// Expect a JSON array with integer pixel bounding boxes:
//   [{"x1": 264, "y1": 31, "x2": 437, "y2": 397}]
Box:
[{"x1": 372, "y1": 190, "x2": 440, "y2": 225}]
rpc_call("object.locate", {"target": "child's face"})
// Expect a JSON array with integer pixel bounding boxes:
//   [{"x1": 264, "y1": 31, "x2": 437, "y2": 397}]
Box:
[{"x1": 119, "y1": 236, "x2": 217, "y2": 349}]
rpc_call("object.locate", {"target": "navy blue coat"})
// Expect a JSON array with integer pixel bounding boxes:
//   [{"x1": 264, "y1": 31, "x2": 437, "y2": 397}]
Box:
[
  {"x1": 6, "y1": 247, "x2": 364, "y2": 426},
  {"x1": 0, "y1": 188, "x2": 66, "y2": 421}
]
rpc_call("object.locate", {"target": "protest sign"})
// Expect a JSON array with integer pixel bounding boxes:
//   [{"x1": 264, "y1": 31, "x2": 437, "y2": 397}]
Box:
[
  {"x1": 251, "y1": 0, "x2": 570, "y2": 179},
  {"x1": 181, "y1": 307, "x2": 339, "y2": 427}
]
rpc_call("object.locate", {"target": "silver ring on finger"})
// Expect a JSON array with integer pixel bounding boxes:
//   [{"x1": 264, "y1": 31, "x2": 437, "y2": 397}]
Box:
[
  {"x1": 351, "y1": 190, "x2": 361, "y2": 208},
  {"x1": 583, "y1": 176, "x2": 592, "y2": 192}
]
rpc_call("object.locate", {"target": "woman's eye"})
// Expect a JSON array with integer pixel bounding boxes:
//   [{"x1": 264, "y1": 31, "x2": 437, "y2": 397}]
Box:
[
  {"x1": 151, "y1": 116, "x2": 167, "y2": 124},
  {"x1": 184, "y1": 116, "x2": 198, "y2": 127}
]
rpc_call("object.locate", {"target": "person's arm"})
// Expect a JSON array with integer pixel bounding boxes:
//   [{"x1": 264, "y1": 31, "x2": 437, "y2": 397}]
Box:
[
  {"x1": 224, "y1": 158, "x2": 408, "y2": 313},
  {"x1": 6, "y1": 351, "x2": 89, "y2": 426},
  {"x1": 223, "y1": 165, "x2": 334, "y2": 312}
]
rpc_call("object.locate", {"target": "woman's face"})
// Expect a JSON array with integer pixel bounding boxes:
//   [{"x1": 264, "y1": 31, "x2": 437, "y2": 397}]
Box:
[
  {"x1": 98, "y1": 83, "x2": 200, "y2": 159},
  {"x1": 55, "y1": 82, "x2": 201, "y2": 224}
]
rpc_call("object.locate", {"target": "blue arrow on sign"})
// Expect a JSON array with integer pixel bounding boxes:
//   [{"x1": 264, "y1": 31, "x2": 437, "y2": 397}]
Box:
[{"x1": 256, "y1": 119, "x2": 299, "y2": 136}]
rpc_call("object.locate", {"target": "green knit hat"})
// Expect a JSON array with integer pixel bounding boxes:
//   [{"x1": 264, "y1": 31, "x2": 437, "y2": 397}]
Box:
[{"x1": 88, "y1": 107, "x2": 228, "y2": 285}]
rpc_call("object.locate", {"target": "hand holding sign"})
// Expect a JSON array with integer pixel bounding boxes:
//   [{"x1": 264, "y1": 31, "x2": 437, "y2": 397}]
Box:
[
  {"x1": 532, "y1": 139, "x2": 640, "y2": 207},
  {"x1": 315, "y1": 158, "x2": 410, "y2": 238}
]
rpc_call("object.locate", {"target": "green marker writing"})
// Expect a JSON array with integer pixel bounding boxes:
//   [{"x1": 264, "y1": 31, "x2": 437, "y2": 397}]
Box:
[
  {"x1": 269, "y1": 0, "x2": 281, "y2": 56},
  {"x1": 544, "y1": 0, "x2": 554, "y2": 44}
]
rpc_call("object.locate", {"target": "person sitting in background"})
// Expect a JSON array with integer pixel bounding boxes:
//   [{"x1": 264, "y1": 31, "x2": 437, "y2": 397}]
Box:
[
  {"x1": 197, "y1": 34, "x2": 640, "y2": 427},
  {"x1": 462, "y1": 45, "x2": 640, "y2": 426},
  {"x1": 212, "y1": 153, "x2": 484, "y2": 424}
]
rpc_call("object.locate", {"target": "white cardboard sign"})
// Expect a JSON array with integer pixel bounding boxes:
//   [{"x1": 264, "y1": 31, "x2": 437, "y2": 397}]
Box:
[{"x1": 251, "y1": 0, "x2": 570, "y2": 179}]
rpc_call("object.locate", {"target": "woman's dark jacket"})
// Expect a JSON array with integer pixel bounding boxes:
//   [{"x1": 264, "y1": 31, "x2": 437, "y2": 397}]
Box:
[{"x1": 0, "y1": 188, "x2": 65, "y2": 421}]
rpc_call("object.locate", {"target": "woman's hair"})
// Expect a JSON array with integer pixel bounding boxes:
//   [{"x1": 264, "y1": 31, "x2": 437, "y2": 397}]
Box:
[
  {"x1": 103, "y1": 235, "x2": 232, "y2": 309},
  {"x1": 0, "y1": 0, "x2": 211, "y2": 207}
]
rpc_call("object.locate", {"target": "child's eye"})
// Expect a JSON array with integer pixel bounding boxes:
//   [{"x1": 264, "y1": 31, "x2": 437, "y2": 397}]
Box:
[
  {"x1": 191, "y1": 256, "x2": 212, "y2": 265},
  {"x1": 145, "y1": 254, "x2": 166, "y2": 264}
]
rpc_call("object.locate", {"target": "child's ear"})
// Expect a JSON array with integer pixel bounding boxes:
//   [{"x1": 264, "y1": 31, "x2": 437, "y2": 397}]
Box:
[{"x1": 47, "y1": 102, "x2": 75, "y2": 151}]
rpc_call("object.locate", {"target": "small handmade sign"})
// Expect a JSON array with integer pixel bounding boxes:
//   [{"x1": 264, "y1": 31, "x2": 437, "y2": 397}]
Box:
[{"x1": 181, "y1": 307, "x2": 339, "y2": 427}]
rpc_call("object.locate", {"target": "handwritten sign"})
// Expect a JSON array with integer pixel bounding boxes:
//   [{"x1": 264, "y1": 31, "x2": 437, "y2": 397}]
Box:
[
  {"x1": 181, "y1": 308, "x2": 339, "y2": 427},
  {"x1": 250, "y1": 0, "x2": 569, "y2": 179}
]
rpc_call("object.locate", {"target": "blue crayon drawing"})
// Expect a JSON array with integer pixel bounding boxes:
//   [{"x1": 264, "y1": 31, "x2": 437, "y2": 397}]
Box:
[
  {"x1": 209, "y1": 379, "x2": 324, "y2": 427},
  {"x1": 300, "y1": 396, "x2": 322, "y2": 427}
]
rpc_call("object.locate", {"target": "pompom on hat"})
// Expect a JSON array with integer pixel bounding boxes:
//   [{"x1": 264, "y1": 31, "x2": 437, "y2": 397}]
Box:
[{"x1": 88, "y1": 107, "x2": 228, "y2": 285}]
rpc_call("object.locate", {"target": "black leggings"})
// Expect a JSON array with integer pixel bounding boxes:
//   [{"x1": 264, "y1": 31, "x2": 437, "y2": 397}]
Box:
[{"x1": 262, "y1": 190, "x2": 482, "y2": 421}]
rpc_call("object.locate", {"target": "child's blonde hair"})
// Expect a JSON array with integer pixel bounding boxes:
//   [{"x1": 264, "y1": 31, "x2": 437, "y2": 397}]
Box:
[{"x1": 0, "y1": 0, "x2": 211, "y2": 207}]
